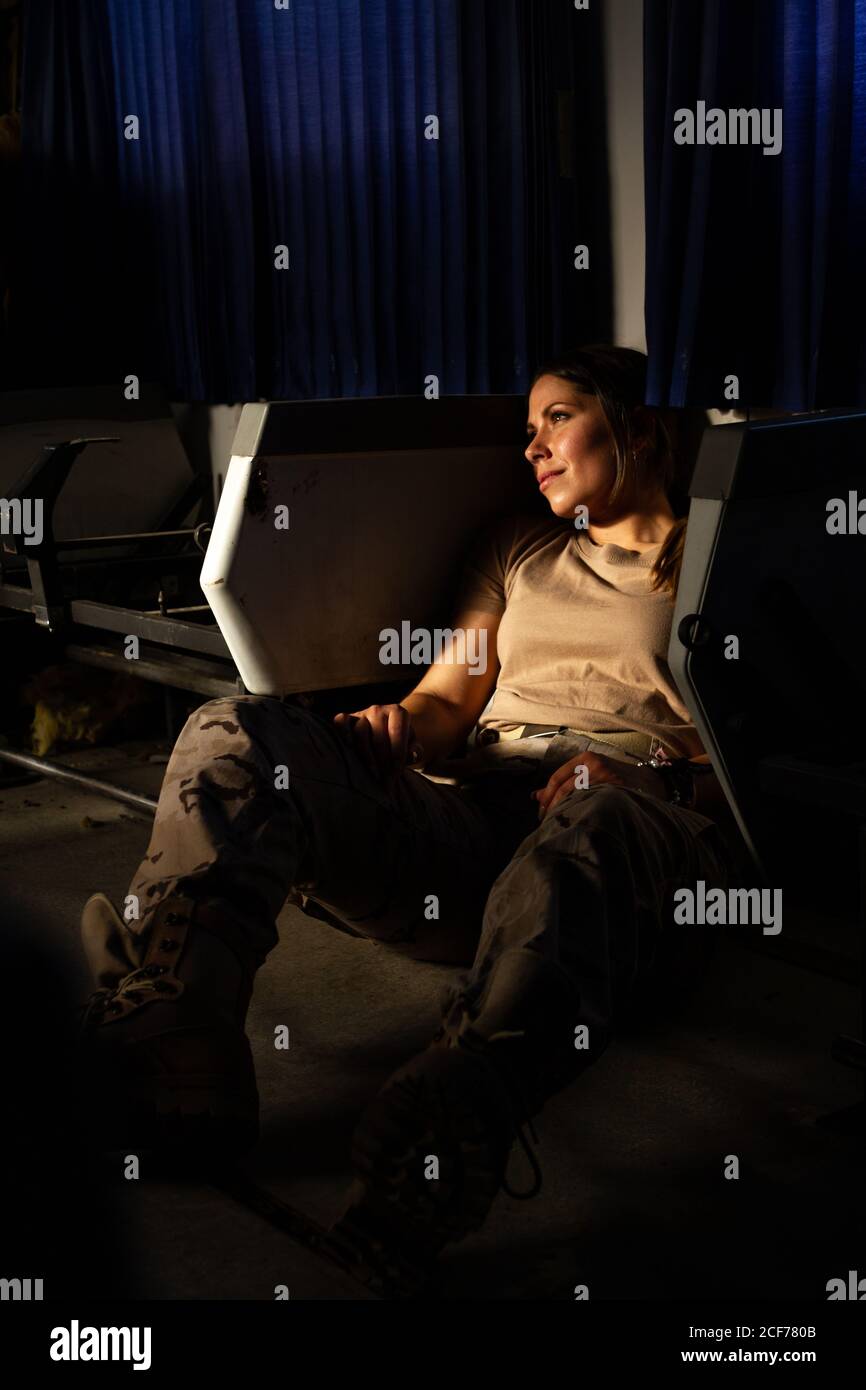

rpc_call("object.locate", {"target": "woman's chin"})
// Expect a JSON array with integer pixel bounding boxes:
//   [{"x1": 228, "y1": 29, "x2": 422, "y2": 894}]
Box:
[{"x1": 543, "y1": 490, "x2": 581, "y2": 520}]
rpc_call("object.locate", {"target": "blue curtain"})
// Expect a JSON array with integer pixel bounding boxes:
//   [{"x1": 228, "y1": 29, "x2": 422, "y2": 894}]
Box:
[
  {"x1": 644, "y1": 0, "x2": 866, "y2": 409},
  {"x1": 12, "y1": 0, "x2": 611, "y2": 402}
]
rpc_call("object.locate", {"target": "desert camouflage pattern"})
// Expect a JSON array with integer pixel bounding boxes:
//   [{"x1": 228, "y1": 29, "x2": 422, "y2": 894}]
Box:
[{"x1": 126, "y1": 697, "x2": 736, "y2": 1092}]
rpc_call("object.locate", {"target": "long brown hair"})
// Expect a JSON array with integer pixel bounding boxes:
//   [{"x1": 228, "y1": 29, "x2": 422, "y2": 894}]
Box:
[{"x1": 529, "y1": 345, "x2": 705, "y2": 599}]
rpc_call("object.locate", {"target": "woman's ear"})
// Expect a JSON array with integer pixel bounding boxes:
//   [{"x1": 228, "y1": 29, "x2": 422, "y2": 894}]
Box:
[{"x1": 629, "y1": 405, "x2": 656, "y2": 461}]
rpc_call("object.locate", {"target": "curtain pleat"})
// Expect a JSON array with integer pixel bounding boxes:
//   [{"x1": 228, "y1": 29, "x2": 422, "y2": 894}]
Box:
[
  {"x1": 645, "y1": 0, "x2": 866, "y2": 409},
  {"x1": 12, "y1": 0, "x2": 611, "y2": 401}
]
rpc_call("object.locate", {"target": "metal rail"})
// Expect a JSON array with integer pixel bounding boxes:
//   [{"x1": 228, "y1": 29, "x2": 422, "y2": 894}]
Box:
[{"x1": 0, "y1": 747, "x2": 158, "y2": 814}]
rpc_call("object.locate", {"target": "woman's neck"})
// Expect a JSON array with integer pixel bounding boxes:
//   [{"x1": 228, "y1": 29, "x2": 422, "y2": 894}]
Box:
[{"x1": 585, "y1": 499, "x2": 677, "y2": 553}]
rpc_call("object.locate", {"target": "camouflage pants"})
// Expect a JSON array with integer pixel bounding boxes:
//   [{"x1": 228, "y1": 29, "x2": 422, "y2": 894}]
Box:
[{"x1": 127, "y1": 696, "x2": 735, "y2": 1090}]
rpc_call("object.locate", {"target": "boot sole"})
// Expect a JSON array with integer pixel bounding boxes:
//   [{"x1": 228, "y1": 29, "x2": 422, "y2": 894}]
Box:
[{"x1": 345, "y1": 1050, "x2": 513, "y2": 1255}]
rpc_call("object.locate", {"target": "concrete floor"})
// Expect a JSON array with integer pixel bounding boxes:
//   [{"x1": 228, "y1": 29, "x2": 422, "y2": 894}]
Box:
[{"x1": 1, "y1": 737, "x2": 864, "y2": 1301}]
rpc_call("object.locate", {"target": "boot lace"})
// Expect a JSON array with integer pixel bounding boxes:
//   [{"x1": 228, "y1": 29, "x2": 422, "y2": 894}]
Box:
[{"x1": 81, "y1": 964, "x2": 181, "y2": 1032}]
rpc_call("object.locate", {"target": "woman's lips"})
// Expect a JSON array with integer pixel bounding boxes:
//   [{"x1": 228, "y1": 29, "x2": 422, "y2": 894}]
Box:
[{"x1": 538, "y1": 469, "x2": 565, "y2": 490}]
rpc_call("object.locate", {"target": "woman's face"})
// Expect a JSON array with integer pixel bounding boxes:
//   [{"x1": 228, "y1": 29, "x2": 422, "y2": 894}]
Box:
[{"x1": 525, "y1": 374, "x2": 625, "y2": 522}]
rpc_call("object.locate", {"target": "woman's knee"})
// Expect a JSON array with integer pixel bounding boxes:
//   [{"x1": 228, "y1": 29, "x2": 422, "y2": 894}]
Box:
[
  {"x1": 171, "y1": 698, "x2": 360, "y2": 810},
  {"x1": 177, "y1": 696, "x2": 318, "y2": 755}
]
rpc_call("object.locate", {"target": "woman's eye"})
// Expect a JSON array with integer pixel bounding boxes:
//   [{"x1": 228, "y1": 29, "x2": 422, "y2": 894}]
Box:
[{"x1": 526, "y1": 411, "x2": 570, "y2": 439}]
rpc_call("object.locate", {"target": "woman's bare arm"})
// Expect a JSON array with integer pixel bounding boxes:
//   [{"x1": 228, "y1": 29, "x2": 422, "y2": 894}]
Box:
[
  {"x1": 334, "y1": 607, "x2": 502, "y2": 775},
  {"x1": 400, "y1": 608, "x2": 502, "y2": 765}
]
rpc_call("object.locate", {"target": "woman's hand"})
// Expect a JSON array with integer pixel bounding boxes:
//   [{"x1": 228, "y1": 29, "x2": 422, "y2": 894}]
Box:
[
  {"x1": 532, "y1": 750, "x2": 668, "y2": 820},
  {"x1": 333, "y1": 703, "x2": 424, "y2": 783}
]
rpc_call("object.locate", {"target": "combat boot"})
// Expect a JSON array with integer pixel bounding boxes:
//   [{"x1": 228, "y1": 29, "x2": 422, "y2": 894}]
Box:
[
  {"x1": 325, "y1": 950, "x2": 580, "y2": 1295},
  {"x1": 76, "y1": 892, "x2": 259, "y2": 1157}
]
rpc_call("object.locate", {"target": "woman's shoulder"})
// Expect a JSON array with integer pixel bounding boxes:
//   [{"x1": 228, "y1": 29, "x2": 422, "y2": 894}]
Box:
[
  {"x1": 455, "y1": 512, "x2": 570, "y2": 612},
  {"x1": 474, "y1": 510, "x2": 569, "y2": 567}
]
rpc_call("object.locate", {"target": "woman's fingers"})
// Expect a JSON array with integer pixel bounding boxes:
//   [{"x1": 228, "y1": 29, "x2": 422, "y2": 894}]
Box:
[
  {"x1": 349, "y1": 714, "x2": 378, "y2": 777},
  {"x1": 386, "y1": 704, "x2": 411, "y2": 770},
  {"x1": 533, "y1": 752, "x2": 625, "y2": 820},
  {"x1": 534, "y1": 757, "x2": 585, "y2": 811},
  {"x1": 536, "y1": 776, "x2": 581, "y2": 819},
  {"x1": 368, "y1": 705, "x2": 409, "y2": 779},
  {"x1": 358, "y1": 708, "x2": 392, "y2": 781},
  {"x1": 543, "y1": 760, "x2": 581, "y2": 796},
  {"x1": 333, "y1": 705, "x2": 416, "y2": 782},
  {"x1": 334, "y1": 712, "x2": 382, "y2": 778}
]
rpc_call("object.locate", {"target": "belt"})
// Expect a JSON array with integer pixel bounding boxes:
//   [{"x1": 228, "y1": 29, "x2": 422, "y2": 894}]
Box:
[{"x1": 476, "y1": 723, "x2": 656, "y2": 757}]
